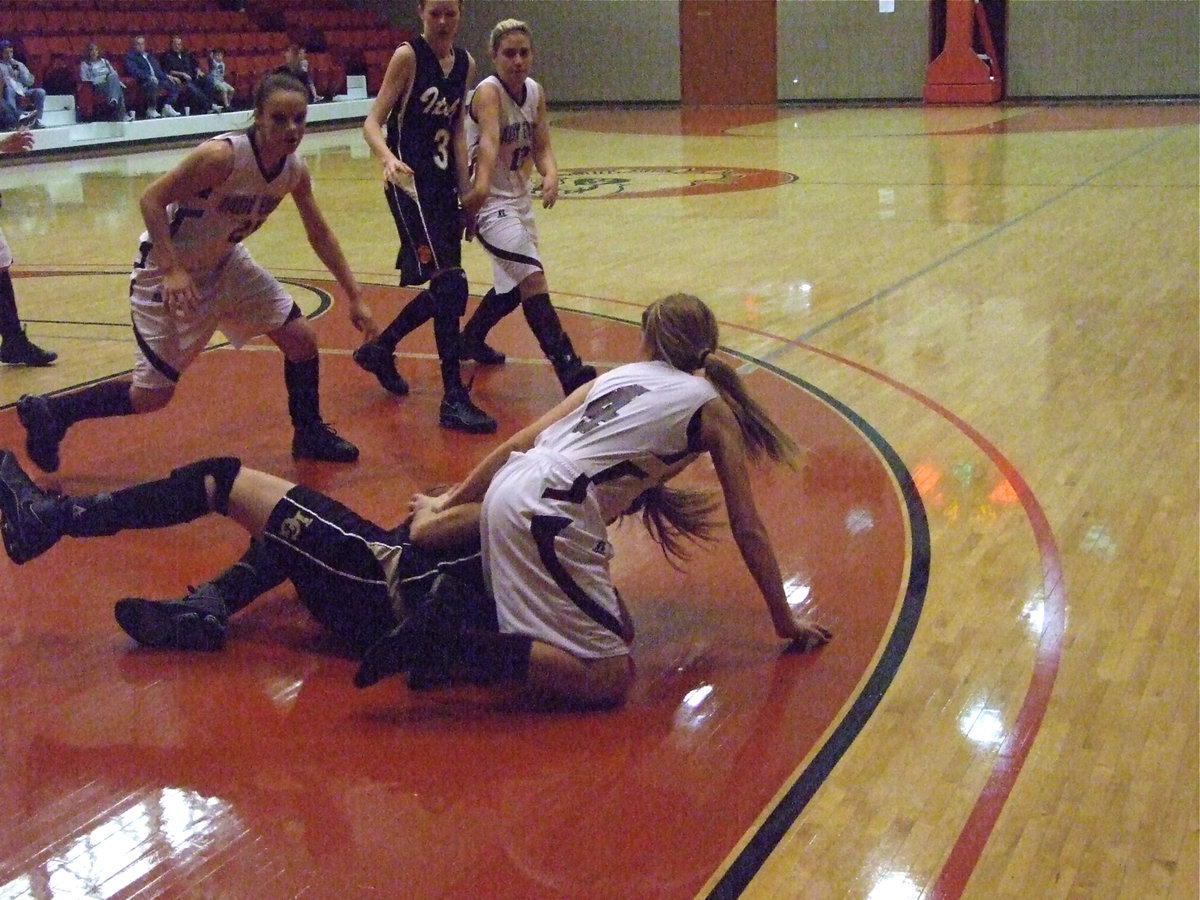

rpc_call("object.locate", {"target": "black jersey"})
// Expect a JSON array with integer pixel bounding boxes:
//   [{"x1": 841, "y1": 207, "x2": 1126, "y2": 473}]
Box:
[{"x1": 385, "y1": 35, "x2": 469, "y2": 205}]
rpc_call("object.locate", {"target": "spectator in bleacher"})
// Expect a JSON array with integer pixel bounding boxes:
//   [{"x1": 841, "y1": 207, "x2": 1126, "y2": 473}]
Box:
[
  {"x1": 160, "y1": 34, "x2": 217, "y2": 114},
  {"x1": 275, "y1": 44, "x2": 319, "y2": 103},
  {"x1": 0, "y1": 41, "x2": 46, "y2": 130},
  {"x1": 78, "y1": 42, "x2": 133, "y2": 122},
  {"x1": 125, "y1": 35, "x2": 180, "y2": 119},
  {"x1": 0, "y1": 130, "x2": 57, "y2": 365},
  {"x1": 207, "y1": 47, "x2": 235, "y2": 109}
]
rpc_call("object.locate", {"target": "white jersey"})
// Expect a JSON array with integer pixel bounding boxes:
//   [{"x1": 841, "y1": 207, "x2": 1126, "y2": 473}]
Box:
[
  {"x1": 481, "y1": 359, "x2": 719, "y2": 658},
  {"x1": 467, "y1": 75, "x2": 542, "y2": 205},
  {"x1": 0, "y1": 226, "x2": 11, "y2": 269},
  {"x1": 530, "y1": 360, "x2": 720, "y2": 523},
  {"x1": 138, "y1": 131, "x2": 303, "y2": 278}
]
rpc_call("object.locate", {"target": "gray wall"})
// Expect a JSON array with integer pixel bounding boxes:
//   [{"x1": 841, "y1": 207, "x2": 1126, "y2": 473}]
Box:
[
  {"x1": 1007, "y1": 0, "x2": 1199, "y2": 97},
  {"x1": 357, "y1": 0, "x2": 1199, "y2": 102}
]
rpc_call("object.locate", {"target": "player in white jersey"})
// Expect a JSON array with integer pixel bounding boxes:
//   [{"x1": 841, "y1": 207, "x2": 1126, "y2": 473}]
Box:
[
  {"x1": 15, "y1": 73, "x2": 377, "y2": 473},
  {"x1": 0, "y1": 129, "x2": 55, "y2": 367},
  {"x1": 458, "y1": 20, "x2": 595, "y2": 397},
  {"x1": 357, "y1": 294, "x2": 833, "y2": 708}
]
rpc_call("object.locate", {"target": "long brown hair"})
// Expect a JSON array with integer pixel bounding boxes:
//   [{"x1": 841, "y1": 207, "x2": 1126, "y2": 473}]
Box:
[
  {"x1": 621, "y1": 484, "x2": 720, "y2": 567},
  {"x1": 640, "y1": 293, "x2": 799, "y2": 465}
]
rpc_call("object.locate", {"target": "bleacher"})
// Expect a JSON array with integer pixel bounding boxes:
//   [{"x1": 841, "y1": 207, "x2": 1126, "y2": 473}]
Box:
[{"x1": 0, "y1": 0, "x2": 414, "y2": 145}]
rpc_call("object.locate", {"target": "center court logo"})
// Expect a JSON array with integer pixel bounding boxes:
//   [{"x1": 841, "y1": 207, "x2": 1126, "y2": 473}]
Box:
[{"x1": 549, "y1": 166, "x2": 796, "y2": 199}]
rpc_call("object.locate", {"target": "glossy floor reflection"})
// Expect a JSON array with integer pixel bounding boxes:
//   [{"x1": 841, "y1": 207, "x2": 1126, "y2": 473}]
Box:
[
  {"x1": 0, "y1": 305, "x2": 912, "y2": 898},
  {"x1": 0, "y1": 101, "x2": 1195, "y2": 898}
]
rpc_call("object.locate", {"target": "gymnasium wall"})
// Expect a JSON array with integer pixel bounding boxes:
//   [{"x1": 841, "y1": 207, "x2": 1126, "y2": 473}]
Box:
[{"x1": 358, "y1": 0, "x2": 1199, "y2": 102}]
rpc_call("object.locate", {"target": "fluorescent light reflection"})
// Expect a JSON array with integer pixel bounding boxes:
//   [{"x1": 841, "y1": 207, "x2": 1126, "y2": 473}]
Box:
[
  {"x1": 672, "y1": 683, "x2": 716, "y2": 731},
  {"x1": 867, "y1": 870, "x2": 922, "y2": 900},
  {"x1": 0, "y1": 788, "x2": 232, "y2": 900},
  {"x1": 845, "y1": 506, "x2": 875, "y2": 535},
  {"x1": 958, "y1": 701, "x2": 1007, "y2": 747},
  {"x1": 1022, "y1": 588, "x2": 1046, "y2": 636},
  {"x1": 783, "y1": 576, "x2": 813, "y2": 614}
]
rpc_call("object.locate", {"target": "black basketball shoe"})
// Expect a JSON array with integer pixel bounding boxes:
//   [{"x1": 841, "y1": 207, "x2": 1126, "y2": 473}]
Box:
[
  {"x1": 352, "y1": 340, "x2": 410, "y2": 396},
  {"x1": 292, "y1": 420, "x2": 359, "y2": 463},
  {"x1": 16, "y1": 394, "x2": 66, "y2": 473},
  {"x1": 0, "y1": 449, "x2": 68, "y2": 564},
  {"x1": 114, "y1": 583, "x2": 230, "y2": 651}
]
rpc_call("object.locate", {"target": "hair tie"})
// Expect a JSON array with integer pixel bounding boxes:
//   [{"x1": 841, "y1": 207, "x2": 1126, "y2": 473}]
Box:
[{"x1": 698, "y1": 350, "x2": 711, "y2": 367}]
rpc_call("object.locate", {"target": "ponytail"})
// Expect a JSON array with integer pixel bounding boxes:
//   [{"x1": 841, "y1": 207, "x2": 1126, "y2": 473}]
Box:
[
  {"x1": 702, "y1": 354, "x2": 799, "y2": 467},
  {"x1": 642, "y1": 292, "x2": 800, "y2": 468},
  {"x1": 620, "y1": 484, "x2": 720, "y2": 567}
]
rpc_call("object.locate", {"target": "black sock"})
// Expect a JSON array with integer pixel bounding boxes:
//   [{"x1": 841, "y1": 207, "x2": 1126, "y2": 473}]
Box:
[
  {"x1": 433, "y1": 303, "x2": 463, "y2": 395},
  {"x1": 522, "y1": 292, "x2": 581, "y2": 369},
  {"x1": 378, "y1": 290, "x2": 434, "y2": 351},
  {"x1": 284, "y1": 356, "x2": 320, "y2": 428},
  {"x1": 462, "y1": 287, "x2": 521, "y2": 346},
  {"x1": 0, "y1": 269, "x2": 22, "y2": 338},
  {"x1": 48, "y1": 379, "x2": 135, "y2": 429},
  {"x1": 62, "y1": 457, "x2": 240, "y2": 537},
  {"x1": 205, "y1": 538, "x2": 288, "y2": 615}
]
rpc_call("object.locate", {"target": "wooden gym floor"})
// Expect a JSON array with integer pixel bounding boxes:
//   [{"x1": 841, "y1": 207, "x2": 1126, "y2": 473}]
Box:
[{"x1": 0, "y1": 101, "x2": 1195, "y2": 899}]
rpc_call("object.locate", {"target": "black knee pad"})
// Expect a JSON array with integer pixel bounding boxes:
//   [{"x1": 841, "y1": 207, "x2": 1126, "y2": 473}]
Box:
[
  {"x1": 170, "y1": 457, "x2": 242, "y2": 515},
  {"x1": 431, "y1": 269, "x2": 469, "y2": 318}
]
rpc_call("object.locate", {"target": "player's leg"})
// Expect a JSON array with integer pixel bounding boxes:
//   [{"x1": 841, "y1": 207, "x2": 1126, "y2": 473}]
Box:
[
  {"x1": 0, "y1": 248, "x2": 56, "y2": 366},
  {"x1": 218, "y1": 253, "x2": 358, "y2": 463},
  {"x1": 353, "y1": 184, "x2": 437, "y2": 395},
  {"x1": 114, "y1": 468, "x2": 302, "y2": 652},
  {"x1": 460, "y1": 286, "x2": 520, "y2": 365},
  {"x1": 0, "y1": 452, "x2": 246, "y2": 564},
  {"x1": 517, "y1": 273, "x2": 597, "y2": 395},
  {"x1": 270, "y1": 311, "x2": 359, "y2": 462},
  {"x1": 430, "y1": 267, "x2": 496, "y2": 433},
  {"x1": 476, "y1": 207, "x2": 595, "y2": 394},
  {"x1": 15, "y1": 268, "x2": 193, "y2": 472}
]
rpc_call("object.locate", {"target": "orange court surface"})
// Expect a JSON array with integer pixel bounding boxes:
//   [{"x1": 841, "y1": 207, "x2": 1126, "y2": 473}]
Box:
[{"x1": 0, "y1": 101, "x2": 1195, "y2": 898}]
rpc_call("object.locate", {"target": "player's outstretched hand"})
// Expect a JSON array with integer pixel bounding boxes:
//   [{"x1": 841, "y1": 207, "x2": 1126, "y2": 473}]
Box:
[{"x1": 783, "y1": 620, "x2": 832, "y2": 654}]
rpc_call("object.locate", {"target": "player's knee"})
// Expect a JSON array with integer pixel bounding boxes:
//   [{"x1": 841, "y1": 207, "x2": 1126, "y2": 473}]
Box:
[
  {"x1": 431, "y1": 269, "x2": 468, "y2": 318},
  {"x1": 171, "y1": 456, "x2": 242, "y2": 515},
  {"x1": 130, "y1": 384, "x2": 174, "y2": 414}
]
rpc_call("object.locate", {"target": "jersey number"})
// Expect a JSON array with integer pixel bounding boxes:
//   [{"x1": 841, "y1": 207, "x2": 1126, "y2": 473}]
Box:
[{"x1": 573, "y1": 385, "x2": 648, "y2": 436}]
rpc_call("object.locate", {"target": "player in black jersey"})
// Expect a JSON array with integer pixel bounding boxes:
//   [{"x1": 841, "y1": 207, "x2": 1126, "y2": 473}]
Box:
[
  {"x1": 0, "y1": 446, "x2": 489, "y2": 658},
  {"x1": 357, "y1": 0, "x2": 497, "y2": 434}
]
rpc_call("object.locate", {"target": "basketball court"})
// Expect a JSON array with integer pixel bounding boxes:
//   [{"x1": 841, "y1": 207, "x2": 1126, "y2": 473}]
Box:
[{"x1": 0, "y1": 100, "x2": 1195, "y2": 898}]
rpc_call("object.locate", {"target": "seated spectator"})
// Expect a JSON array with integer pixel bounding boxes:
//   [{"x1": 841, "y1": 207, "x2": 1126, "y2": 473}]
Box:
[
  {"x1": 0, "y1": 40, "x2": 45, "y2": 129},
  {"x1": 160, "y1": 33, "x2": 216, "y2": 114},
  {"x1": 275, "y1": 44, "x2": 319, "y2": 103},
  {"x1": 207, "y1": 47, "x2": 235, "y2": 109},
  {"x1": 124, "y1": 35, "x2": 180, "y2": 119},
  {"x1": 78, "y1": 42, "x2": 133, "y2": 122}
]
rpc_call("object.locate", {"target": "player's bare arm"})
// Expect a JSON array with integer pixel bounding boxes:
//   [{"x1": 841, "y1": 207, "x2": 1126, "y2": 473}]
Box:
[
  {"x1": 363, "y1": 45, "x2": 416, "y2": 184},
  {"x1": 139, "y1": 139, "x2": 234, "y2": 316},
  {"x1": 701, "y1": 397, "x2": 833, "y2": 651},
  {"x1": 290, "y1": 165, "x2": 377, "y2": 339},
  {"x1": 532, "y1": 89, "x2": 558, "y2": 209}
]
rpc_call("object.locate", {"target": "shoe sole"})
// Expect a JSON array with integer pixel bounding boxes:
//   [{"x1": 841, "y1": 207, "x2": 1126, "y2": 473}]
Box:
[
  {"x1": 114, "y1": 598, "x2": 227, "y2": 651},
  {"x1": 292, "y1": 444, "x2": 360, "y2": 463},
  {"x1": 439, "y1": 416, "x2": 498, "y2": 434}
]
